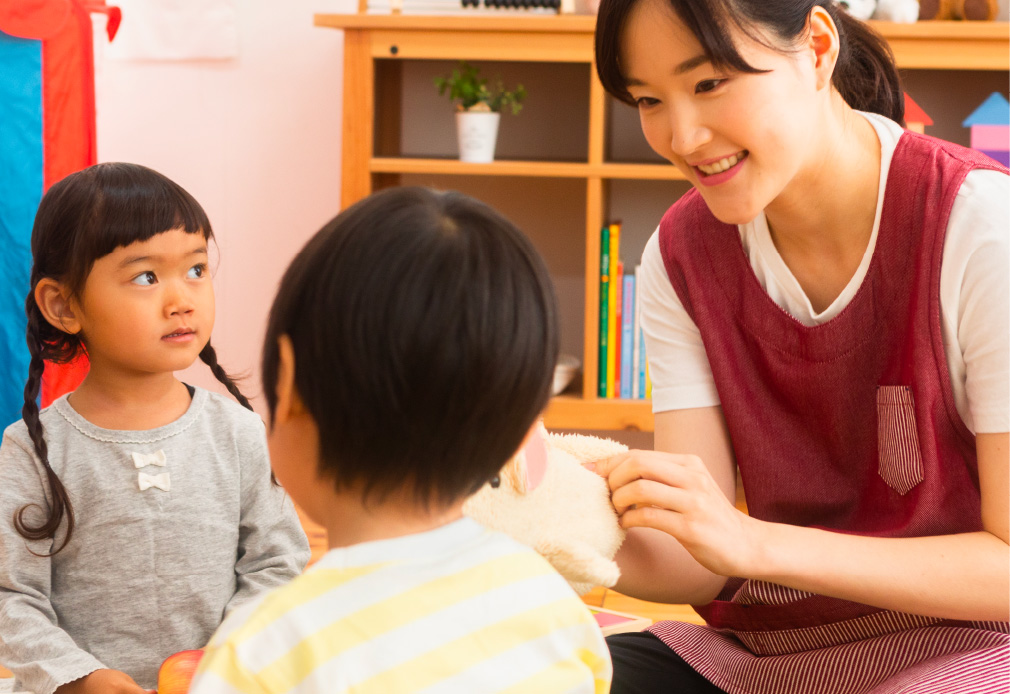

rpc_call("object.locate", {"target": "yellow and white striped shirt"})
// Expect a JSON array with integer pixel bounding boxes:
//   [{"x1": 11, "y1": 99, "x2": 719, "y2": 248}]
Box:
[{"x1": 190, "y1": 518, "x2": 611, "y2": 693}]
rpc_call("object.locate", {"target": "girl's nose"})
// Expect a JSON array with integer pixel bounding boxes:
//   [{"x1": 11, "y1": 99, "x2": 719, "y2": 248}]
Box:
[{"x1": 165, "y1": 283, "x2": 195, "y2": 316}]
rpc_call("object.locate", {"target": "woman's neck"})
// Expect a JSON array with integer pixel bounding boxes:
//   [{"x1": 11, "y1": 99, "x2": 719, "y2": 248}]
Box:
[
  {"x1": 764, "y1": 97, "x2": 882, "y2": 312},
  {"x1": 68, "y1": 367, "x2": 192, "y2": 431}
]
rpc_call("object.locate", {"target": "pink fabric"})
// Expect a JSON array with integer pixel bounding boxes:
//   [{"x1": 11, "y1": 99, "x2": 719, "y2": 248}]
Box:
[
  {"x1": 652, "y1": 131, "x2": 1009, "y2": 692},
  {"x1": 522, "y1": 426, "x2": 548, "y2": 491}
]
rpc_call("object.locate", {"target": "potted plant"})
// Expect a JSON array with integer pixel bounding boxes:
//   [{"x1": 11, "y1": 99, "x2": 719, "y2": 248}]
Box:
[{"x1": 434, "y1": 61, "x2": 527, "y2": 163}]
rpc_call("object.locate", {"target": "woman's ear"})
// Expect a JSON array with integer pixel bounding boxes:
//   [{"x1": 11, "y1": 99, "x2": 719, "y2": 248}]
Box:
[
  {"x1": 34, "y1": 279, "x2": 82, "y2": 335},
  {"x1": 273, "y1": 335, "x2": 307, "y2": 425},
  {"x1": 807, "y1": 5, "x2": 841, "y2": 91}
]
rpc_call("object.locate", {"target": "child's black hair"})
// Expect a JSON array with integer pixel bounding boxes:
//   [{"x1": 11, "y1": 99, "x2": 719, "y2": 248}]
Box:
[
  {"x1": 18, "y1": 162, "x2": 251, "y2": 554},
  {"x1": 595, "y1": 0, "x2": 904, "y2": 125},
  {"x1": 262, "y1": 186, "x2": 560, "y2": 508}
]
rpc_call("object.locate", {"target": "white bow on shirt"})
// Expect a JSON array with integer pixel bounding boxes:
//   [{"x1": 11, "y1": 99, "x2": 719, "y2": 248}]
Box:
[
  {"x1": 138, "y1": 472, "x2": 171, "y2": 492},
  {"x1": 132, "y1": 449, "x2": 167, "y2": 469}
]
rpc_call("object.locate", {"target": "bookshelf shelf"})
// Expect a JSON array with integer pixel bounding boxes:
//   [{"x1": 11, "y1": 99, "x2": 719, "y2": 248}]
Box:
[
  {"x1": 317, "y1": 13, "x2": 1008, "y2": 432},
  {"x1": 371, "y1": 157, "x2": 687, "y2": 180}
]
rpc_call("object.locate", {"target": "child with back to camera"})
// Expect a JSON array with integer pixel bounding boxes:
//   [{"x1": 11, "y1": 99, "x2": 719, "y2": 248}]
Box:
[
  {"x1": 0, "y1": 163, "x2": 310, "y2": 694},
  {"x1": 589, "y1": 0, "x2": 1009, "y2": 691},
  {"x1": 188, "y1": 186, "x2": 612, "y2": 694}
]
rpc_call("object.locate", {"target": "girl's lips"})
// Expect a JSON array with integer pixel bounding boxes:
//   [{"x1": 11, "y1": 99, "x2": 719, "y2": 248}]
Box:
[{"x1": 162, "y1": 330, "x2": 195, "y2": 343}]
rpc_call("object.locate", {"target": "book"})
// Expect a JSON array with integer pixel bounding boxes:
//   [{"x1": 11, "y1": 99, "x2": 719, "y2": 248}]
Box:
[
  {"x1": 605, "y1": 221, "x2": 621, "y2": 399},
  {"x1": 632, "y1": 264, "x2": 642, "y2": 399},
  {"x1": 620, "y1": 274, "x2": 635, "y2": 399},
  {"x1": 588, "y1": 605, "x2": 652, "y2": 636},
  {"x1": 613, "y1": 261, "x2": 623, "y2": 398},
  {"x1": 598, "y1": 225, "x2": 610, "y2": 399}
]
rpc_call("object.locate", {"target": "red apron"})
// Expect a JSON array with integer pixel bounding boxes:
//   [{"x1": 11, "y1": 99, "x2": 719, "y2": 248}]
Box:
[{"x1": 654, "y1": 132, "x2": 1009, "y2": 693}]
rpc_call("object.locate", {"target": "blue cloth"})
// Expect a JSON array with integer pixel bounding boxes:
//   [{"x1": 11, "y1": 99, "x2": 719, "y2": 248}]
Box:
[{"x1": 0, "y1": 31, "x2": 43, "y2": 429}]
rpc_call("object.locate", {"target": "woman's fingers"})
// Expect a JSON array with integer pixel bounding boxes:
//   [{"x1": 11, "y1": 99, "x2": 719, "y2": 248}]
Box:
[
  {"x1": 606, "y1": 450, "x2": 705, "y2": 493},
  {"x1": 611, "y1": 478, "x2": 692, "y2": 515}
]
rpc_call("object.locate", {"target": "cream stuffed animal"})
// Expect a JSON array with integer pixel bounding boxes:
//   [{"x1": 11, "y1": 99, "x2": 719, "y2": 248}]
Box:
[{"x1": 463, "y1": 423, "x2": 627, "y2": 595}]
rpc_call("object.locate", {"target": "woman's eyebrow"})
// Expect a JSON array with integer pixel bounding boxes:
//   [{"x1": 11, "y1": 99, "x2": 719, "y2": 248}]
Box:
[{"x1": 625, "y1": 54, "x2": 712, "y2": 86}]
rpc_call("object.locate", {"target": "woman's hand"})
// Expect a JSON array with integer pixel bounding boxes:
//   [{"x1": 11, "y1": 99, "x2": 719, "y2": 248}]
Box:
[
  {"x1": 55, "y1": 669, "x2": 154, "y2": 694},
  {"x1": 594, "y1": 449, "x2": 763, "y2": 578}
]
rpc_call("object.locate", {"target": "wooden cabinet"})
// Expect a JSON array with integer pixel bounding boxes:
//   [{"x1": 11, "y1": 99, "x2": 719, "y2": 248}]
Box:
[{"x1": 314, "y1": 13, "x2": 1008, "y2": 432}]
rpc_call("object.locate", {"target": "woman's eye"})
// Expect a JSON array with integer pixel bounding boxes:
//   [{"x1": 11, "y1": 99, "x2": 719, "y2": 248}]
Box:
[
  {"x1": 132, "y1": 271, "x2": 157, "y2": 286},
  {"x1": 695, "y1": 79, "x2": 725, "y2": 94},
  {"x1": 187, "y1": 263, "x2": 207, "y2": 279},
  {"x1": 634, "y1": 96, "x2": 659, "y2": 109}
]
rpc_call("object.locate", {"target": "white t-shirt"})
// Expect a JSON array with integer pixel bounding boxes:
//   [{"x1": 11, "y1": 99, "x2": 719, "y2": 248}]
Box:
[{"x1": 640, "y1": 111, "x2": 1009, "y2": 434}]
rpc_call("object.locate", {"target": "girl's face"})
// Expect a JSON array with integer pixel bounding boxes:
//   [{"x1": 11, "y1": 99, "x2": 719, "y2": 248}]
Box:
[
  {"x1": 73, "y1": 228, "x2": 215, "y2": 376},
  {"x1": 620, "y1": 0, "x2": 830, "y2": 224}
]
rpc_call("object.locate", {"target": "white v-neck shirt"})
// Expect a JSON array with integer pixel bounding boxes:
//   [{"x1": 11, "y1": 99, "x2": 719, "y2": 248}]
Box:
[{"x1": 639, "y1": 111, "x2": 1009, "y2": 434}]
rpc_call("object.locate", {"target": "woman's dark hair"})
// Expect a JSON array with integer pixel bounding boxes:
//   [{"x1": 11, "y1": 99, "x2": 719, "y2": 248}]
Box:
[
  {"x1": 262, "y1": 186, "x2": 560, "y2": 508},
  {"x1": 18, "y1": 162, "x2": 251, "y2": 554},
  {"x1": 596, "y1": 0, "x2": 904, "y2": 124}
]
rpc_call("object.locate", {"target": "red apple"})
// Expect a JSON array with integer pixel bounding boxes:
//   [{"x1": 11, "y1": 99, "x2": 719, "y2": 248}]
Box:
[{"x1": 157, "y1": 649, "x2": 204, "y2": 694}]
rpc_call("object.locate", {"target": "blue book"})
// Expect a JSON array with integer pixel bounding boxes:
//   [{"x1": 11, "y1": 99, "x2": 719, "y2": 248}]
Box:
[
  {"x1": 620, "y1": 275, "x2": 635, "y2": 399},
  {"x1": 638, "y1": 324, "x2": 647, "y2": 399}
]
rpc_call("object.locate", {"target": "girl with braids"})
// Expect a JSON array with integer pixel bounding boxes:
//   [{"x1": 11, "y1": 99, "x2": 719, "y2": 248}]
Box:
[
  {"x1": 0, "y1": 163, "x2": 309, "y2": 694},
  {"x1": 590, "y1": 0, "x2": 1008, "y2": 692}
]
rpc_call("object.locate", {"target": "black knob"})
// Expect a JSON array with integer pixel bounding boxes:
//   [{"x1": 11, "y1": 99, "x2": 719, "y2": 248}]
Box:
[{"x1": 390, "y1": 45, "x2": 399, "y2": 55}]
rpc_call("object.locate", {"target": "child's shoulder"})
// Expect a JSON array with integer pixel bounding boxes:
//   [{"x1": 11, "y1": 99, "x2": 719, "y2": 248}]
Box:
[{"x1": 195, "y1": 387, "x2": 266, "y2": 435}]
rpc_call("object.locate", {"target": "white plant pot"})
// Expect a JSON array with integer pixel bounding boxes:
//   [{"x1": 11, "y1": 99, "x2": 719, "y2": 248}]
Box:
[{"x1": 456, "y1": 111, "x2": 500, "y2": 163}]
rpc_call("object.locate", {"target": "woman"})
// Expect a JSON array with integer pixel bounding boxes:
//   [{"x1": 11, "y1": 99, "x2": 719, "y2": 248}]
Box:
[{"x1": 591, "y1": 0, "x2": 1009, "y2": 691}]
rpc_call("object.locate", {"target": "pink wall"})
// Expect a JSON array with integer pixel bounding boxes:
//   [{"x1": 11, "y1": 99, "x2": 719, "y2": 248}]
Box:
[{"x1": 95, "y1": 1, "x2": 355, "y2": 413}]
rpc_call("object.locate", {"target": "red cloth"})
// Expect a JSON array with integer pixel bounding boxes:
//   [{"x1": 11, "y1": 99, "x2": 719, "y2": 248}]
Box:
[{"x1": 650, "y1": 132, "x2": 1008, "y2": 692}]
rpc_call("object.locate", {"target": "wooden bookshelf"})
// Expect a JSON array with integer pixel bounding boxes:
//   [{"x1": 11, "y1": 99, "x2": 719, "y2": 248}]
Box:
[{"x1": 315, "y1": 13, "x2": 1009, "y2": 431}]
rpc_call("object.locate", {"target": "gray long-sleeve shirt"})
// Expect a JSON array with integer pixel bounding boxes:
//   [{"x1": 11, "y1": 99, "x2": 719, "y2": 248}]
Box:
[{"x1": 0, "y1": 387, "x2": 310, "y2": 694}]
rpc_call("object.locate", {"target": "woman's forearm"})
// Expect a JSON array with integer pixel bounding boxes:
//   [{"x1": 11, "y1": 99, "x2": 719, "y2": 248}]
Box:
[
  {"x1": 749, "y1": 522, "x2": 1010, "y2": 621},
  {"x1": 614, "y1": 527, "x2": 728, "y2": 605}
]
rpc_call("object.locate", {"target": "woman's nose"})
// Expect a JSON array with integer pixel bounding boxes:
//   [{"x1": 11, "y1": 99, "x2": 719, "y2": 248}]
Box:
[{"x1": 669, "y1": 108, "x2": 711, "y2": 157}]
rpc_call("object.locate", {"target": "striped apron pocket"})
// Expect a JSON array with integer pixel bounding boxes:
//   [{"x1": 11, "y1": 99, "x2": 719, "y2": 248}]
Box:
[{"x1": 876, "y1": 385, "x2": 924, "y2": 495}]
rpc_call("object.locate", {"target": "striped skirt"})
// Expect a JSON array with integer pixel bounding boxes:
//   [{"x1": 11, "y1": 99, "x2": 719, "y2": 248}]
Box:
[{"x1": 650, "y1": 579, "x2": 1010, "y2": 693}]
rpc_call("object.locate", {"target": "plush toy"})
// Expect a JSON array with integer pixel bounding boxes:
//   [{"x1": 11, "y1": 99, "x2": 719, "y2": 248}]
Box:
[
  {"x1": 462, "y1": 423, "x2": 627, "y2": 595},
  {"x1": 837, "y1": 0, "x2": 922, "y2": 22},
  {"x1": 873, "y1": 0, "x2": 921, "y2": 21},
  {"x1": 838, "y1": 0, "x2": 877, "y2": 20}
]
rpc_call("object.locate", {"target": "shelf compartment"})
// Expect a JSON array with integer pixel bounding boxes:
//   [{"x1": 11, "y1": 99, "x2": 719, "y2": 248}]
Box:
[
  {"x1": 544, "y1": 395, "x2": 654, "y2": 432},
  {"x1": 371, "y1": 157, "x2": 687, "y2": 179}
]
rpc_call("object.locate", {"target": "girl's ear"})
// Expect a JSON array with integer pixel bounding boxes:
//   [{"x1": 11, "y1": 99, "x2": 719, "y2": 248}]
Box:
[
  {"x1": 806, "y1": 5, "x2": 841, "y2": 92},
  {"x1": 34, "y1": 279, "x2": 82, "y2": 335},
  {"x1": 274, "y1": 335, "x2": 308, "y2": 425}
]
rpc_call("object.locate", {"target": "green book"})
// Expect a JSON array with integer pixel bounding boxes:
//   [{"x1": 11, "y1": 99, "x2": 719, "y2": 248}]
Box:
[{"x1": 598, "y1": 224, "x2": 610, "y2": 398}]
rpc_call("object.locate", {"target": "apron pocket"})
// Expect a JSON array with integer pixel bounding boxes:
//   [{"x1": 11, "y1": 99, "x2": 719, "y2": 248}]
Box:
[{"x1": 876, "y1": 385, "x2": 923, "y2": 494}]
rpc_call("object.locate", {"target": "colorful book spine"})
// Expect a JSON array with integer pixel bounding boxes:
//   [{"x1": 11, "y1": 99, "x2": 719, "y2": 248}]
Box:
[
  {"x1": 632, "y1": 264, "x2": 642, "y2": 400},
  {"x1": 598, "y1": 225, "x2": 610, "y2": 398},
  {"x1": 620, "y1": 274, "x2": 635, "y2": 399},
  {"x1": 613, "y1": 261, "x2": 623, "y2": 397},
  {"x1": 606, "y1": 222, "x2": 621, "y2": 398}
]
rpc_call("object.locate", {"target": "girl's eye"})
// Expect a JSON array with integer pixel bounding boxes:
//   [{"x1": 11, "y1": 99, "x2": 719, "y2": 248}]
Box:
[
  {"x1": 695, "y1": 79, "x2": 725, "y2": 94},
  {"x1": 187, "y1": 263, "x2": 207, "y2": 279},
  {"x1": 132, "y1": 271, "x2": 157, "y2": 286},
  {"x1": 634, "y1": 96, "x2": 659, "y2": 109}
]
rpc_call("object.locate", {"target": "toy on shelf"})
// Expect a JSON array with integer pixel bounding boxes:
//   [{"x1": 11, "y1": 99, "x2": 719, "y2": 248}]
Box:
[
  {"x1": 963, "y1": 92, "x2": 1010, "y2": 166},
  {"x1": 837, "y1": 0, "x2": 920, "y2": 22},
  {"x1": 463, "y1": 423, "x2": 627, "y2": 595},
  {"x1": 919, "y1": 0, "x2": 998, "y2": 19},
  {"x1": 904, "y1": 93, "x2": 934, "y2": 134}
]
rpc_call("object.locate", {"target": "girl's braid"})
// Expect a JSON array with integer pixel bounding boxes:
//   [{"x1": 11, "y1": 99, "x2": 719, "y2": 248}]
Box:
[
  {"x1": 15, "y1": 306, "x2": 76, "y2": 554},
  {"x1": 200, "y1": 342, "x2": 253, "y2": 411}
]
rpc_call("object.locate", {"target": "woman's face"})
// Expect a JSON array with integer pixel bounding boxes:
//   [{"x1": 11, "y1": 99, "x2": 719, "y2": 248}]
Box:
[{"x1": 620, "y1": 0, "x2": 829, "y2": 225}]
